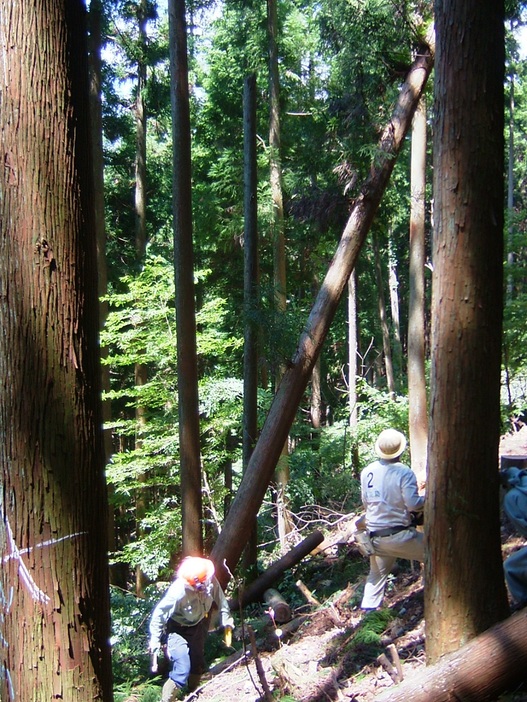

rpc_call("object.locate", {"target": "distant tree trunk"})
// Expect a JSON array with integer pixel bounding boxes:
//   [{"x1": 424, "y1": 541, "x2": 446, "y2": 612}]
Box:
[
  {"x1": 169, "y1": 0, "x2": 203, "y2": 557},
  {"x1": 310, "y1": 278, "x2": 323, "y2": 494},
  {"x1": 503, "y1": 51, "x2": 515, "y2": 417},
  {"x1": 268, "y1": 0, "x2": 293, "y2": 551},
  {"x1": 242, "y1": 73, "x2": 259, "y2": 573},
  {"x1": 506, "y1": 60, "x2": 515, "y2": 302},
  {"x1": 134, "y1": 0, "x2": 150, "y2": 596},
  {"x1": 211, "y1": 45, "x2": 434, "y2": 587},
  {"x1": 388, "y1": 233, "x2": 403, "y2": 379},
  {"x1": 0, "y1": 1, "x2": 113, "y2": 698},
  {"x1": 348, "y1": 271, "x2": 358, "y2": 427},
  {"x1": 311, "y1": 356, "x2": 322, "y2": 430},
  {"x1": 426, "y1": 0, "x2": 509, "y2": 663},
  {"x1": 408, "y1": 96, "x2": 428, "y2": 484},
  {"x1": 373, "y1": 233, "x2": 396, "y2": 398}
]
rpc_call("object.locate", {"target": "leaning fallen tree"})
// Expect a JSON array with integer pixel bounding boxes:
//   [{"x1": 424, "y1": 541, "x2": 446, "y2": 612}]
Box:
[
  {"x1": 375, "y1": 608, "x2": 527, "y2": 702},
  {"x1": 228, "y1": 530, "x2": 324, "y2": 611},
  {"x1": 211, "y1": 38, "x2": 435, "y2": 587}
]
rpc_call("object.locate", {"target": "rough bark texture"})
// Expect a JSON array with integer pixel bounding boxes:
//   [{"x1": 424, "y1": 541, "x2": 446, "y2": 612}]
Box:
[
  {"x1": 0, "y1": 1, "x2": 113, "y2": 699},
  {"x1": 408, "y1": 97, "x2": 428, "y2": 484},
  {"x1": 375, "y1": 609, "x2": 527, "y2": 702},
  {"x1": 426, "y1": 0, "x2": 509, "y2": 662},
  {"x1": 169, "y1": 0, "x2": 203, "y2": 557},
  {"x1": 212, "y1": 45, "x2": 434, "y2": 587}
]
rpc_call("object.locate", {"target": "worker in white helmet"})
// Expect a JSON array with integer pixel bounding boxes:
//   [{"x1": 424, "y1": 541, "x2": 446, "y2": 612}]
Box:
[
  {"x1": 359, "y1": 429, "x2": 425, "y2": 610},
  {"x1": 148, "y1": 556, "x2": 234, "y2": 702}
]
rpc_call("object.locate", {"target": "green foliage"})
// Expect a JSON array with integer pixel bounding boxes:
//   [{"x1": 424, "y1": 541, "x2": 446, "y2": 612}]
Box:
[
  {"x1": 111, "y1": 586, "x2": 154, "y2": 685},
  {"x1": 114, "y1": 682, "x2": 161, "y2": 702},
  {"x1": 503, "y1": 42, "x2": 527, "y2": 429},
  {"x1": 99, "y1": 0, "x2": 527, "y2": 609},
  {"x1": 116, "y1": 506, "x2": 182, "y2": 581},
  {"x1": 352, "y1": 608, "x2": 396, "y2": 648}
]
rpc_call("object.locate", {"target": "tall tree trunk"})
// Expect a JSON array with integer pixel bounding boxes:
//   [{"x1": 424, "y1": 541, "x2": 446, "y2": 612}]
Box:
[
  {"x1": 388, "y1": 232, "x2": 403, "y2": 379},
  {"x1": 506, "y1": 59, "x2": 515, "y2": 302},
  {"x1": 408, "y1": 96, "x2": 428, "y2": 485},
  {"x1": 169, "y1": 0, "x2": 203, "y2": 557},
  {"x1": 348, "y1": 271, "x2": 358, "y2": 427},
  {"x1": 426, "y1": 0, "x2": 509, "y2": 663},
  {"x1": 211, "y1": 45, "x2": 434, "y2": 587},
  {"x1": 268, "y1": 0, "x2": 293, "y2": 551},
  {"x1": 89, "y1": 0, "x2": 123, "y2": 587},
  {"x1": 134, "y1": 0, "x2": 150, "y2": 596},
  {"x1": 242, "y1": 73, "x2": 259, "y2": 573},
  {"x1": 0, "y1": 1, "x2": 113, "y2": 698},
  {"x1": 373, "y1": 233, "x2": 396, "y2": 398},
  {"x1": 503, "y1": 50, "x2": 516, "y2": 416}
]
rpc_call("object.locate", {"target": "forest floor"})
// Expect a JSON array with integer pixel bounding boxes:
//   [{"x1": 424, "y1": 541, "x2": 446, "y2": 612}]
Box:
[
  {"x1": 193, "y1": 555, "x2": 429, "y2": 702},
  {"x1": 183, "y1": 525, "x2": 527, "y2": 702},
  {"x1": 181, "y1": 427, "x2": 527, "y2": 702},
  {"x1": 141, "y1": 429, "x2": 527, "y2": 702}
]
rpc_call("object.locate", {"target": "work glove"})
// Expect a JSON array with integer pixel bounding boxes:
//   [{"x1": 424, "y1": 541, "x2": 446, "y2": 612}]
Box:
[
  {"x1": 410, "y1": 511, "x2": 424, "y2": 527},
  {"x1": 148, "y1": 639, "x2": 161, "y2": 673},
  {"x1": 223, "y1": 625, "x2": 233, "y2": 647}
]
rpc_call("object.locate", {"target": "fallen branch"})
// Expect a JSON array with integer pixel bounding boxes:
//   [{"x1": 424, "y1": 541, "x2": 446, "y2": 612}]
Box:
[
  {"x1": 295, "y1": 579, "x2": 343, "y2": 627},
  {"x1": 296, "y1": 579, "x2": 321, "y2": 606},
  {"x1": 311, "y1": 518, "x2": 357, "y2": 554},
  {"x1": 276, "y1": 615, "x2": 309, "y2": 639},
  {"x1": 208, "y1": 649, "x2": 251, "y2": 676},
  {"x1": 248, "y1": 625, "x2": 274, "y2": 702}
]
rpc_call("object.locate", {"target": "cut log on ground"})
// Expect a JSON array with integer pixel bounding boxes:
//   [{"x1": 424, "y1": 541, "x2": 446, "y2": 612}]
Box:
[
  {"x1": 229, "y1": 531, "x2": 324, "y2": 611},
  {"x1": 263, "y1": 588, "x2": 291, "y2": 623},
  {"x1": 375, "y1": 608, "x2": 527, "y2": 702},
  {"x1": 376, "y1": 652, "x2": 401, "y2": 684}
]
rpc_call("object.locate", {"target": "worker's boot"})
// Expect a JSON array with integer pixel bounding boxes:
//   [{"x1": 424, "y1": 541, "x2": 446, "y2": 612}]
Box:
[
  {"x1": 186, "y1": 673, "x2": 201, "y2": 692},
  {"x1": 161, "y1": 678, "x2": 184, "y2": 702}
]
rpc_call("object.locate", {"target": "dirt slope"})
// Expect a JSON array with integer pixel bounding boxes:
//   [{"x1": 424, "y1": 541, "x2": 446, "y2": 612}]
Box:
[
  {"x1": 178, "y1": 433, "x2": 527, "y2": 702},
  {"x1": 186, "y1": 554, "x2": 426, "y2": 702}
]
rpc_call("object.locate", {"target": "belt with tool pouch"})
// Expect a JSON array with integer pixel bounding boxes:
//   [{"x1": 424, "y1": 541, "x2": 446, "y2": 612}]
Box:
[{"x1": 369, "y1": 525, "x2": 408, "y2": 537}]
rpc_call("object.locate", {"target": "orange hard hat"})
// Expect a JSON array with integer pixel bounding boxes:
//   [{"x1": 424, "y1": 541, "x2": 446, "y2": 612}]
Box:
[{"x1": 177, "y1": 557, "x2": 215, "y2": 588}]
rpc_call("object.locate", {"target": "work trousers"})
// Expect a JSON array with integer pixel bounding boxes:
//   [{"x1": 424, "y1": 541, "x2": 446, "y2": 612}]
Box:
[
  {"x1": 504, "y1": 545, "x2": 527, "y2": 607},
  {"x1": 361, "y1": 527, "x2": 424, "y2": 610},
  {"x1": 166, "y1": 619, "x2": 208, "y2": 688}
]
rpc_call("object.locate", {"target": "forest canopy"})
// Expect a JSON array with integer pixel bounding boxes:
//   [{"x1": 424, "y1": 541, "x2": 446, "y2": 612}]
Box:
[{"x1": 2, "y1": 0, "x2": 527, "y2": 699}]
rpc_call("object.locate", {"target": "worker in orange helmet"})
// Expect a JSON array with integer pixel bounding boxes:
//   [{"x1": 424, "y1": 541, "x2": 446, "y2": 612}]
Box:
[{"x1": 148, "y1": 556, "x2": 234, "y2": 702}]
